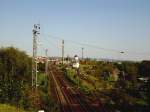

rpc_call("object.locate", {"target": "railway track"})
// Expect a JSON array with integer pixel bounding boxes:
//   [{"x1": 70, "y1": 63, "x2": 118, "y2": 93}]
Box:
[{"x1": 49, "y1": 65, "x2": 106, "y2": 112}]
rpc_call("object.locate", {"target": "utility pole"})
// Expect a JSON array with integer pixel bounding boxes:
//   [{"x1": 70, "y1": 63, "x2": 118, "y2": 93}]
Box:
[
  {"x1": 32, "y1": 24, "x2": 40, "y2": 89},
  {"x1": 45, "y1": 49, "x2": 48, "y2": 76},
  {"x1": 62, "y1": 40, "x2": 64, "y2": 64},
  {"x1": 82, "y1": 47, "x2": 84, "y2": 60}
]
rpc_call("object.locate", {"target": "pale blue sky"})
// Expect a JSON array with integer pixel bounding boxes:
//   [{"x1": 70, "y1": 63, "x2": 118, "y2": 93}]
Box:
[{"x1": 0, "y1": 0, "x2": 150, "y2": 60}]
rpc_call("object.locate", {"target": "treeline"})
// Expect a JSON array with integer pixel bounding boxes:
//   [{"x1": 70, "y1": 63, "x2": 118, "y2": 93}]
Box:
[
  {"x1": 104, "y1": 61, "x2": 150, "y2": 112},
  {"x1": 0, "y1": 47, "x2": 32, "y2": 110},
  {"x1": 0, "y1": 47, "x2": 59, "y2": 112},
  {"x1": 139, "y1": 61, "x2": 150, "y2": 77},
  {"x1": 115, "y1": 61, "x2": 150, "y2": 86},
  {"x1": 80, "y1": 59, "x2": 150, "y2": 111}
]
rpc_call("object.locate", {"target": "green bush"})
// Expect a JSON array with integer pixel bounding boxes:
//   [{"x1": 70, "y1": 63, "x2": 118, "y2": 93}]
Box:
[{"x1": 0, "y1": 47, "x2": 31, "y2": 104}]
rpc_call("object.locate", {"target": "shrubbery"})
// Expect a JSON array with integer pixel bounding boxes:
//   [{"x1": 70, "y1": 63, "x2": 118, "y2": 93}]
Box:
[
  {"x1": 0, "y1": 47, "x2": 31, "y2": 108},
  {"x1": 0, "y1": 47, "x2": 55, "y2": 111}
]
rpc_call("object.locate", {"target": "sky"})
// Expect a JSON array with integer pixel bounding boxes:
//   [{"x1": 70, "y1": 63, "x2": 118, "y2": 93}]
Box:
[{"x1": 0, "y1": 0, "x2": 150, "y2": 61}]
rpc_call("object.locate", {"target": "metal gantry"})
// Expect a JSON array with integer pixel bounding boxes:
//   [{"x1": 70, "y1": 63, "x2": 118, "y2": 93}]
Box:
[{"x1": 32, "y1": 24, "x2": 40, "y2": 89}]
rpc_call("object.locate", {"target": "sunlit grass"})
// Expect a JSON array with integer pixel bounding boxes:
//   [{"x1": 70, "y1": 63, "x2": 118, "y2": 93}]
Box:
[{"x1": 0, "y1": 104, "x2": 26, "y2": 112}]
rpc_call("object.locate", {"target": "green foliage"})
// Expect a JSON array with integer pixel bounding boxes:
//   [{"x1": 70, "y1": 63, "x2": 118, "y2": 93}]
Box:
[
  {"x1": 0, "y1": 104, "x2": 27, "y2": 112},
  {"x1": 19, "y1": 92, "x2": 31, "y2": 110},
  {"x1": 106, "y1": 88, "x2": 148, "y2": 112},
  {"x1": 38, "y1": 72, "x2": 48, "y2": 94},
  {"x1": 65, "y1": 68, "x2": 78, "y2": 85},
  {"x1": 139, "y1": 61, "x2": 150, "y2": 77},
  {"x1": 115, "y1": 62, "x2": 139, "y2": 86},
  {"x1": 37, "y1": 72, "x2": 59, "y2": 112},
  {"x1": 77, "y1": 61, "x2": 150, "y2": 112},
  {"x1": 39, "y1": 91, "x2": 59, "y2": 112},
  {"x1": 0, "y1": 47, "x2": 31, "y2": 109},
  {"x1": 80, "y1": 85, "x2": 91, "y2": 94},
  {"x1": 146, "y1": 79, "x2": 150, "y2": 107},
  {"x1": 38, "y1": 63, "x2": 45, "y2": 72}
]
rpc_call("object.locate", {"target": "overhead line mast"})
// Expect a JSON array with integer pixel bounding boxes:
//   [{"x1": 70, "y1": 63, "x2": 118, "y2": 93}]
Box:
[
  {"x1": 82, "y1": 47, "x2": 84, "y2": 60},
  {"x1": 62, "y1": 39, "x2": 64, "y2": 64},
  {"x1": 45, "y1": 49, "x2": 48, "y2": 76},
  {"x1": 32, "y1": 24, "x2": 40, "y2": 88}
]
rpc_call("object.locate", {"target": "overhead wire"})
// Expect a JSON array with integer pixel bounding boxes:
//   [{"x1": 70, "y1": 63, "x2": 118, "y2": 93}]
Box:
[{"x1": 41, "y1": 33, "x2": 150, "y2": 56}]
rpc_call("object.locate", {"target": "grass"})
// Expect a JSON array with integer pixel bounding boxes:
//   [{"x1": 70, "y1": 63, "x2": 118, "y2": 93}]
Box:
[
  {"x1": 0, "y1": 104, "x2": 26, "y2": 112},
  {"x1": 37, "y1": 72, "x2": 60, "y2": 112},
  {"x1": 66, "y1": 68, "x2": 78, "y2": 84},
  {"x1": 37, "y1": 72, "x2": 46, "y2": 86},
  {"x1": 80, "y1": 65, "x2": 115, "y2": 89},
  {"x1": 66, "y1": 68, "x2": 95, "y2": 93},
  {"x1": 65, "y1": 65, "x2": 116, "y2": 95}
]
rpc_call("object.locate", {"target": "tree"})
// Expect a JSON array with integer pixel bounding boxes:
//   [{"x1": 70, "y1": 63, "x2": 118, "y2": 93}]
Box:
[
  {"x1": 125, "y1": 64, "x2": 139, "y2": 85},
  {"x1": 139, "y1": 61, "x2": 150, "y2": 77},
  {"x1": 0, "y1": 47, "x2": 31, "y2": 104}
]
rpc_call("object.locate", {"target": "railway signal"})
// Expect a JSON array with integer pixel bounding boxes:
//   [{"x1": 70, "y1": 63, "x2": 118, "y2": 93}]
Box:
[
  {"x1": 73, "y1": 55, "x2": 80, "y2": 88},
  {"x1": 73, "y1": 55, "x2": 80, "y2": 68}
]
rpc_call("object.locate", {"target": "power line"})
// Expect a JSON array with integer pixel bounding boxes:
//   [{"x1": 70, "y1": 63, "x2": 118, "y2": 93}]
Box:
[
  {"x1": 41, "y1": 33, "x2": 120, "y2": 52},
  {"x1": 42, "y1": 33, "x2": 150, "y2": 55},
  {"x1": 40, "y1": 34, "x2": 61, "y2": 49}
]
